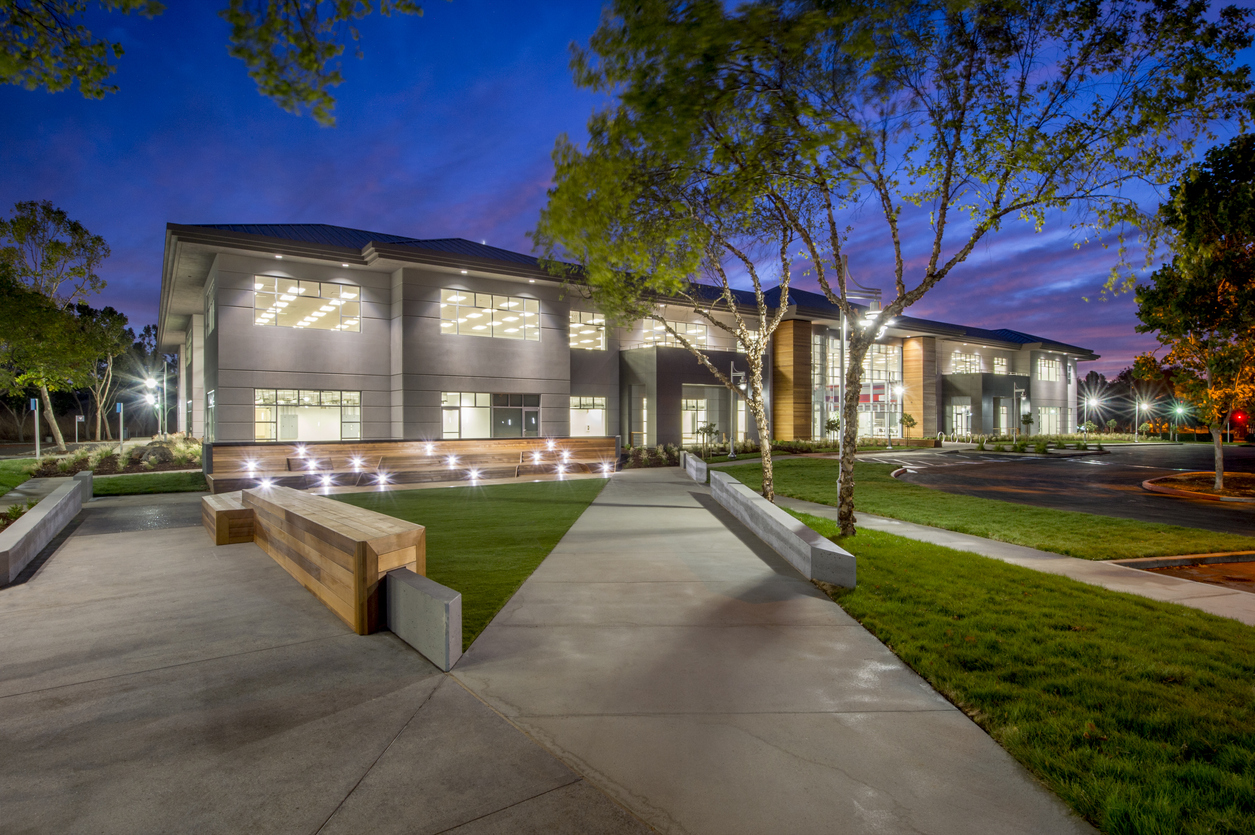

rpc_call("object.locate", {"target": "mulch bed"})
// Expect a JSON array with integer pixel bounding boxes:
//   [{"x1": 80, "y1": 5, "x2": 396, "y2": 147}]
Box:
[
  {"x1": 30, "y1": 454, "x2": 199, "y2": 479},
  {"x1": 1154, "y1": 471, "x2": 1255, "y2": 498}
]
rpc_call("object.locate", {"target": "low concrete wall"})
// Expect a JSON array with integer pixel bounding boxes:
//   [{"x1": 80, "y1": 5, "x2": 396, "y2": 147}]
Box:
[
  {"x1": 387, "y1": 568, "x2": 462, "y2": 672},
  {"x1": 680, "y1": 451, "x2": 708, "y2": 484},
  {"x1": 0, "y1": 480, "x2": 82, "y2": 584},
  {"x1": 708, "y1": 471, "x2": 855, "y2": 587}
]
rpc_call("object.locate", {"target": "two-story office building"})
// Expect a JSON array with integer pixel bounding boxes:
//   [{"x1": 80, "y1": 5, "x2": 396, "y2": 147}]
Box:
[{"x1": 156, "y1": 223, "x2": 1098, "y2": 449}]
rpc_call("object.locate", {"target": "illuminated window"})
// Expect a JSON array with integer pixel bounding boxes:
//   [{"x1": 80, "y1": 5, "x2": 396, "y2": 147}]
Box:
[
  {"x1": 993, "y1": 357, "x2": 1008, "y2": 375},
  {"x1": 570, "y1": 396, "x2": 607, "y2": 437},
  {"x1": 569, "y1": 310, "x2": 606, "y2": 350},
  {"x1": 253, "y1": 277, "x2": 360, "y2": 332},
  {"x1": 441, "y1": 290, "x2": 540, "y2": 341},
  {"x1": 1037, "y1": 357, "x2": 1061, "y2": 382},
  {"x1": 1038, "y1": 406, "x2": 1061, "y2": 434},
  {"x1": 442, "y1": 392, "x2": 539, "y2": 438},
  {"x1": 952, "y1": 352, "x2": 981, "y2": 374},
  {"x1": 253, "y1": 389, "x2": 360, "y2": 441},
  {"x1": 641, "y1": 320, "x2": 708, "y2": 348}
]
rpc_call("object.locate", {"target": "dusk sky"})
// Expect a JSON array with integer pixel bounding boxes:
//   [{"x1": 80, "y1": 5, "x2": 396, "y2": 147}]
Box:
[{"x1": 2, "y1": 1, "x2": 1251, "y2": 377}]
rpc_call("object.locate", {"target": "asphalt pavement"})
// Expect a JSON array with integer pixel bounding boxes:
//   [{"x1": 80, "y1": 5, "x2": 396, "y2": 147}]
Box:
[{"x1": 888, "y1": 443, "x2": 1255, "y2": 535}]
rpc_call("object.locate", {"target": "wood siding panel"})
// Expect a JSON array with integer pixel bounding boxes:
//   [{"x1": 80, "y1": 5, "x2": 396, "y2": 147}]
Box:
[
  {"x1": 903, "y1": 336, "x2": 938, "y2": 437},
  {"x1": 772, "y1": 320, "x2": 812, "y2": 440}
]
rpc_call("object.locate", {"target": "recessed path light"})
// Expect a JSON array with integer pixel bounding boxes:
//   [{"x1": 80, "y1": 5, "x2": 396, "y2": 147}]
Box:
[
  {"x1": 341, "y1": 263, "x2": 349, "y2": 267},
  {"x1": 275, "y1": 254, "x2": 283, "y2": 259}
]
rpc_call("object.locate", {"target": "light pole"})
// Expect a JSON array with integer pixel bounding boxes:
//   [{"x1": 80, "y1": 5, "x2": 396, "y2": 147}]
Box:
[
  {"x1": 1174, "y1": 404, "x2": 1185, "y2": 442},
  {"x1": 145, "y1": 377, "x2": 161, "y2": 437}
]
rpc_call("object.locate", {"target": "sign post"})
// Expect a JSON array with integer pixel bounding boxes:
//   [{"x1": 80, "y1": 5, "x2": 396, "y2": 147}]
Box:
[
  {"x1": 31, "y1": 398, "x2": 39, "y2": 459},
  {"x1": 75, "y1": 414, "x2": 84, "y2": 445},
  {"x1": 117, "y1": 402, "x2": 124, "y2": 457}
]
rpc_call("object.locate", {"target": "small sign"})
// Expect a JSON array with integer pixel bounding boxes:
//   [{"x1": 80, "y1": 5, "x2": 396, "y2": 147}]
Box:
[
  {"x1": 76, "y1": 415, "x2": 85, "y2": 422},
  {"x1": 30, "y1": 398, "x2": 37, "y2": 410},
  {"x1": 116, "y1": 403, "x2": 123, "y2": 414}
]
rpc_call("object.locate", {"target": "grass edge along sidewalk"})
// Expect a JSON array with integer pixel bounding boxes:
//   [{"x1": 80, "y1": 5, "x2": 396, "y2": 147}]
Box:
[
  {"x1": 796, "y1": 511, "x2": 1255, "y2": 835},
  {"x1": 722, "y1": 458, "x2": 1255, "y2": 561},
  {"x1": 335, "y1": 478, "x2": 608, "y2": 650}
]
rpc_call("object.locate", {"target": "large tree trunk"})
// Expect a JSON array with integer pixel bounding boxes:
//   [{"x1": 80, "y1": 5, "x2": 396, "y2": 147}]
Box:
[
  {"x1": 746, "y1": 357, "x2": 774, "y2": 500},
  {"x1": 1211, "y1": 424, "x2": 1225, "y2": 491},
  {"x1": 39, "y1": 384, "x2": 66, "y2": 453},
  {"x1": 837, "y1": 338, "x2": 873, "y2": 536}
]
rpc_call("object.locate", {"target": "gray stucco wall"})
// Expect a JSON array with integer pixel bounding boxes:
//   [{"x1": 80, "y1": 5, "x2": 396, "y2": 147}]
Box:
[
  {"x1": 621, "y1": 346, "x2": 749, "y2": 447},
  {"x1": 209, "y1": 253, "x2": 394, "y2": 442}
]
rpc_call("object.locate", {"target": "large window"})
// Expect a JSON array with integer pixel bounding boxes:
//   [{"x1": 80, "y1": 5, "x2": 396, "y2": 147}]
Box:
[
  {"x1": 993, "y1": 357, "x2": 1008, "y2": 375},
  {"x1": 253, "y1": 278, "x2": 360, "y2": 331},
  {"x1": 1038, "y1": 406, "x2": 1062, "y2": 435},
  {"x1": 441, "y1": 290, "x2": 539, "y2": 340},
  {"x1": 570, "y1": 310, "x2": 606, "y2": 350},
  {"x1": 952, "y1": 352, "x2": 981, "y2": 374},
  {"x1": 442, "y1": 391, "x2": 539, "y2": 438},
  {"x1": 643, "y1": 320, "x2": 707, "y2": 348},
  {"x1": 570, "y1": 395, "x2": 607, "y2": 437},
  {"x1": 254, "y1": 389, "x2": 361, "y2": 441},
  {"x1": 863, "y1": 343, "x2": 901, "y2": 382},
  {"x1": 206, "y1": 276, "x2": 216, "y2": 333},
  {"x1": 1037, "y1": 357, "x2": 1061, "y2": 382}
]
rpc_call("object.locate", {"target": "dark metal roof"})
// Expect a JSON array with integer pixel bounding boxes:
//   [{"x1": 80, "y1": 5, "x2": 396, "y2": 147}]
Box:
[{"x1": 192, "y1": 223, "x2": 540, "y2": 266}]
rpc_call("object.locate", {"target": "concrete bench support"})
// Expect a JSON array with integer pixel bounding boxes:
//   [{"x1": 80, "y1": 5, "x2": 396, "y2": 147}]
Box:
[
  {"x1": 386, "y1": 568, "x2": 462, "y2": 671},
  {"x1": 709, "y1": 471, "x2": 856, "y2": 587},
  {"x1": 1, "y1": 480, "x2": 82, "y2": 584}
]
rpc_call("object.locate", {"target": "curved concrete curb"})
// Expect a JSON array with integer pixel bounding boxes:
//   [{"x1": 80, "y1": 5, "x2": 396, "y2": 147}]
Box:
[
  {"x1": 890, "y1": 467, "x2": 910, "y2": 480},
  {"x1": 1141, "y1": 473, "x2": 1255, "y2": 503}
]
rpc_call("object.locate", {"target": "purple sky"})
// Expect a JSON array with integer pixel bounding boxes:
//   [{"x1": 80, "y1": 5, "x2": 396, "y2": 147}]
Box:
[{"x1": 2, "y1": 1, "x2": 1249, "y2": 377}]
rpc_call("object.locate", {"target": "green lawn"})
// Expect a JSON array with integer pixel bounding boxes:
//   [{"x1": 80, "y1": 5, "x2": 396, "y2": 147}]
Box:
[
  {"x1": 0, "y1": 458, "x2": 34, "y2": 498},
  {"x1": 724, "y1": 458, "x2": 1255, "y2": 560},
  {"x1": 796, "y1": 511, "x2": 1255, "y2": 835},
  {"x1": 335, "y1": 478, "x2": 607, "y2": 649},
  {"x1": 93, "y1": 471, "x2": 208, "y2": 495}
]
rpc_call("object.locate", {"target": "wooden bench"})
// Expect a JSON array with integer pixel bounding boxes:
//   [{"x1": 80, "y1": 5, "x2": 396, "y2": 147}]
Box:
[
  {"x1": 202, "y1": 485, "x2": 425, "y2": 635},
  {"x1": 202, "y1": 491, "x2": 255, "y2": 545}
]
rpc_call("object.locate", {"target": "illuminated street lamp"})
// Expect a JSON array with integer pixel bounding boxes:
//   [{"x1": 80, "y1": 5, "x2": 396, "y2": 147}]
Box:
[{"x1": 1173, "y1": 404, "x2": 1186, "y2": 442}]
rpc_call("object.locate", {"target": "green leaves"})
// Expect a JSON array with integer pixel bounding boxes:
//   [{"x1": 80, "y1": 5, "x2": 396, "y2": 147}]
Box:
[{"x1": 0, "y1": 199, "x2": 109, "y2": 306}]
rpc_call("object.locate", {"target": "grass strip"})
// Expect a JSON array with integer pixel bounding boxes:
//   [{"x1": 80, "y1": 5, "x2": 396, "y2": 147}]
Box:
[
  {"x1": 724, "y1": 457, "x2": 1255, "y2": 560},
  {"x1": 794, "y1": 510, "x2": 1255, "y2": 835},
  {"x1": 335, "y1": 478, "x2": 607, "y2": 649},
  {"x1": 0, "y1": 458, "x2": 34, "y2": 498},
  {"x1": 93, "y1": 471, "x2": 208, "y2": 495}
]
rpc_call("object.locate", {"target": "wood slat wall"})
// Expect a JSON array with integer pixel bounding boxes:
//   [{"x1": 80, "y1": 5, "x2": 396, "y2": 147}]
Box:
[
  {"x1": 240, "y1": 486, "x2": 426, "y2": 635},
  {"x1": 201, "y1": 492, "x2": 254, "y2": 545},
  {"x1": 902, "y1": 336, "x2": 938, "y2": 437},
  {"x1": 772, "y1": 320, "x2": 812, "y2": 440}
]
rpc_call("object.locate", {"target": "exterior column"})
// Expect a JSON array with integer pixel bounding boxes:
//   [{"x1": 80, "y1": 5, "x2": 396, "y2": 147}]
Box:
[
  {"x1": 772, "y1": 320, "x2": 812, "y2": 441},
  {"x1": 903, "y1": 336, "x2": 937, "y2": 437}
]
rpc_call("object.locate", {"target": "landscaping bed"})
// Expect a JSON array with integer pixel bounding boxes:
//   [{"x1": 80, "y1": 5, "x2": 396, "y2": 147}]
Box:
[
  {"x1": 28, "y1": 438, "x2": 202, "y2": 478},
  {"x1": 0, "y1": 501, "x2": 35, "y2": 534},
  {"x1": 1148, "y1": 472, "x2": 1255, "y2": 499},
  {"x1": 797, "y1": 510, "x2": 1255, "y2": 835},
  {"x1": 723, "y1": 458, "x2": 1255, "y2": 560},
  {"x1": 334, "y1": 478, "x2": 608, "y2": 649}
]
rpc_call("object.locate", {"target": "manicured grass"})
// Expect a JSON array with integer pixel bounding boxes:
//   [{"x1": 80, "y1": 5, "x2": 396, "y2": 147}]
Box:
[
  {"x1": 92, "y1": 471, "x2": 208, "y2": 495},
  {"x1": 0, "y1": 458, "x2": 34, "y2": 497},
  {"x1": 796, "y1": 510, "x2": 1255, "y2": 835},
  {"x1": 335, "y1": 478, "x2": 607, "y2": 649},
  {"x1": 724, "y1": 458, "x2": 1255, "y2": 560}
]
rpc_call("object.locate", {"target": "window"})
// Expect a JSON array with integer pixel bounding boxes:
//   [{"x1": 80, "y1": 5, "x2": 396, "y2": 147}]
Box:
[
  {"x1": 253, "y1": 277, "x2": 360, "y2": 331},
  {"x1": 993, "y1": 357, "x2": 1008, "y2": 375},
  {"x1": 1037, "y1": 357, "x2": 1061, "y2": 382},
  {"x1": 642, "y1": 320, "x2": 707, "y2": 348},
  {"x1": 441, "y1": 290, "x2": 539, "y2": 340},
  {"x1": 1038, "y1": 406, "x2": 1061, "y2": 435},
  {"x1": 952, "y1": 352, "x2": 981, "y2": 374},
  {"x1": 205, "y1": 390, "x2": 215, "y2": 443},
  {"x1": 442, "y1": 392, "x2": 539, "y2": 438},
  {"x1": 570, "y1": 310, "x2": 606, "y2": 350},
  {"x1": 254, "y1": 389, "x2": 360, "y2": 441},
  {"x1": 681, "y1": 398, "x2": 707, "y2": 445},
  {"x1": 570, "y1": 396, "x2": 607, "y2": 437},
  {"x1": 863, "y1": 343, "x2": 901, "y2": 382}
]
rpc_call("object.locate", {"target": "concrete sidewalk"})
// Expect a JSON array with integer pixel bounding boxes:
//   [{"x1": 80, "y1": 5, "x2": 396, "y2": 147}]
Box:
[
  {"x1": 452, "y1": 468, "x2": 1094, "y2": 835},
  {"x1": 778, "y1": 497, "x2": 1255, "y2": 627},
  {"x1": 0, "y1": 493, "x2": 647, "y2": 834}
]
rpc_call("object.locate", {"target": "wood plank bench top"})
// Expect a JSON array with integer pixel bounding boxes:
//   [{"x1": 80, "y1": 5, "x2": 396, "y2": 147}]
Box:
[{"x1": 202, "y1": 491, "x2": 255, "y2": 545}]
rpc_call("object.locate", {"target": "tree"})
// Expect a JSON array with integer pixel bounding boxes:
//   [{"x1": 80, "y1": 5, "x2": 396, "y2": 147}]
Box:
[
  {"x1": 2, "y1": 0, "x2": 425, "y2": 126},
  {"x1": 0, "y1": 200, "x2": 110, "y2": 451},
  {"x1": 1136, "y1": 134, "x2": 1255, "y2": 489},
  {"x1": 76, "y1": 304, "x2": 132, "y2": 441},
  {"x1": 540, "y1": 0, "x2": 1253, "y2": 534},
  {"x1": 824, "y1": 415, "x2": 840, "y2": 443},
  {"x1": 899, "y1": 413, "x2": 917, "y2": 439}
]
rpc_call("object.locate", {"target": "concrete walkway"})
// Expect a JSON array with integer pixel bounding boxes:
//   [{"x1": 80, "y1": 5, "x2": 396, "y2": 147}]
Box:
[
  {"x1": 452, "y1": 468, "x2": 1094, "y2": 835},
  {"x1": 0, "y1": 493, "x2": 647, "y2": 834},
  {"x1": 777, "y1": 496, "x2": 1255, "y2": 627}
]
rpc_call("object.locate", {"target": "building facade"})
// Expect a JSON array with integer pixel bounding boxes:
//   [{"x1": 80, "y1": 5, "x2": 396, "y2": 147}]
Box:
[{"x1": 157, "y1": 224, "x2": 1098, "y2": 449}]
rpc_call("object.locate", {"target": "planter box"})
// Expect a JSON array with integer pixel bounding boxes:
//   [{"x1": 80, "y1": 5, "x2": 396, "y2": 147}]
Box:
[{"x1": 0, "y1": 480, "x2": 83, "y2": 584}]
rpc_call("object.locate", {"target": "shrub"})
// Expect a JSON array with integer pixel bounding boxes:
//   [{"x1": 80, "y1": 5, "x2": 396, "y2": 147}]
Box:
[
  {"x1": 628, "y1": 446, "x2": 646, "y2": 468},
  {"x1": 1013, "y1": 439, "x2": 1028, "y2": 453},
  {"x1": 662, "y1": 443, "x2": 679, "y2": 466},
  {"x1": 1034, "y1": 439, "x2": 1049, "y2": 454},
  {"x1": 992, "y1": 443, "x2": 1006, "y2": 452},
  {"x1": 649, "y1": 445, "x2": 668, "y2": 466},
  {"x1": 975, "y1": 437, "x2": 986, "y2": 451}
]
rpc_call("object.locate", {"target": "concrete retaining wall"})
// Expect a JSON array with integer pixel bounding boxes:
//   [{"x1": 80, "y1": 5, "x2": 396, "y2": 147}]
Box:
[
  {"x1": 680, "y1": 451, "x2": 708, "y2": 484},
  {"x1": 0, "y1": 480, "x2": 83, "y2": 584},
  {"x1": 73, "y1": 471, "x2": 93, "y2": 503},
  {"x1": 386, "y1": 568, "x2": 462, "y2": 671},
  {"x1": 709, "y1": 471, "x2": 855, "y2": 587}
]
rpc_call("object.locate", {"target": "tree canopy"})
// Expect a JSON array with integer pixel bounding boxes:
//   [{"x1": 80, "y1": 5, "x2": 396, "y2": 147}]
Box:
[{"x1": 1, "y1": 0, "x2": 425, "y2": 126}]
